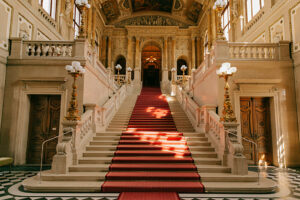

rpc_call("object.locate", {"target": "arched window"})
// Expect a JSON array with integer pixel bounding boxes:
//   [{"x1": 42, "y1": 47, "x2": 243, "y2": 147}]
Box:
[
  {"x1": 115, "y1": 56, "x2": 126, "y2": 75},
  {"x1": 177, "y1": 59, "x2": 188, "y2": 75}
]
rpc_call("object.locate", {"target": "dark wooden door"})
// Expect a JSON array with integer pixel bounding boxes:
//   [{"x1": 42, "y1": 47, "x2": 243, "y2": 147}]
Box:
[
  {"x1": 27, "y1": 95, "x2": 61, "y2": 164},
  {"x1": 240, "y1": 97, "x2": 272, "y2": 165},
  {"x1": 143, "y1": 65, "x2": 160, "y2": 87}
]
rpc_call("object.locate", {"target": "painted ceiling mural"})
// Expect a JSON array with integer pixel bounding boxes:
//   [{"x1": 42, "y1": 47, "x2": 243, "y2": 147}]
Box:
[
  {"x1": 99, "y1": 0, "x2": 203, "y2": 25},
  {"x1": 131, "y1": 0, "x2": 173, "y2": 13}
]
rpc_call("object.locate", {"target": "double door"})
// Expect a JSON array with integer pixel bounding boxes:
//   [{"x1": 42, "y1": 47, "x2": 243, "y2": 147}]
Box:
[
  {"x1": 240, "y1": 97, "x2": 273, "y2": 165},
  {"x1": 27, "y1": 95, "x2": 61, "y2": 164}
]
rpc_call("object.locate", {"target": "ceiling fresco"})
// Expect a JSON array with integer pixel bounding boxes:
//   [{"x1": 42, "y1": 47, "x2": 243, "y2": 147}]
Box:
[
  {"x1": 131, "y1": 0, "x2": 173, "y2": 13},
  {"x1": 98, "y1": 0, "x2": 204, "y2": 26}
]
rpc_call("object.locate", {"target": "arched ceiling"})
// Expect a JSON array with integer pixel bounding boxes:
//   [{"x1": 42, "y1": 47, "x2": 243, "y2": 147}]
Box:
[{"x1": 97, "y1": 0, "x2": 207, "y2": 27}]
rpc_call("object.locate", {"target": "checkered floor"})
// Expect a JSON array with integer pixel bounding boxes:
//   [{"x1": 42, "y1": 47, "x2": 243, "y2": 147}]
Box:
[{"x1": 0, "y1": 166, "x2": 300, "y2": 200}]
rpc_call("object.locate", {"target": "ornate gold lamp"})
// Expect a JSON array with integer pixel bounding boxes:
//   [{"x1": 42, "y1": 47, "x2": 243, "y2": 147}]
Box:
[
  {"x1": 115, "y1": 64, "x2": 122, "y2": 85},
  {"x1": 171, "y1": 67, "x2": 177, "y2": 84},
  {"x1": 216, "y1": 62, "x2": 237, "y2": 122},
  {"x1": 65, "y1": 61, "x2": 86, "y2": 121},
  {"x1": 127, "y1": 67, "x2": 132, "y2": 84},
  {"x1": 181, "y1": 65, "x2": 187, "y2": 85},
  {"x1": 75, "y1": 0, "x2": 91, "y2": 38},
  {"x1": 213, "y1": 0, "x2": 227, "y2": 40}
]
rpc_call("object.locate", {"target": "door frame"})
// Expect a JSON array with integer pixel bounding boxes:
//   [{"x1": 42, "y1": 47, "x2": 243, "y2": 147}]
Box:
[
  {"x1": 13, "y1": 80, "x2": 67, "y2": 165},
  {"x1": 234, "y1": 90, "x2": 284, "y2": 167}
]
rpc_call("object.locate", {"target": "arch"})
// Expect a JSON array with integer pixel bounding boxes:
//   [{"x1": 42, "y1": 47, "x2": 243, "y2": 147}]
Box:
[
  {"x1": 177, "y1": 56, "x2": 188, "y2": 75},
  {"x1": 141, "y1": 43, "x2": 162, "y2": 87},
  {"x1": 114, "y1": 55, "x2": 126, "y2": 74}
]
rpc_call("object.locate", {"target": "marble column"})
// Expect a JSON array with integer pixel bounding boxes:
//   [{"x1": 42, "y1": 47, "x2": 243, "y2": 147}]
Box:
[
  {"x1": 171, "y1": 37, "x2": 177, "y2": 81},
  {"x1": 107, "y1": 36, "x2": 112, "y2": 71},
  {"x1": 162, "y1": 37, "x2": 169, "y2": 83},
  {"x1": 134, "y1": 36, "x2": 141, "y2": 82},
  {"x1": 197, "y1": 37, "x2": 202, "y2": 65},
  {"x1": 191, "y1": 36, "x2": 196, "y2": 70}
]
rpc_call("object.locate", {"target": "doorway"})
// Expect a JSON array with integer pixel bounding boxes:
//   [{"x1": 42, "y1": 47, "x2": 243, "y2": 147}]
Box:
[
  {"x1": 26, "y1": 95, "x2": 61, "y2": 164},
  {"x1": 142, "y1": 44, "x2": 161, "y2": 87},
  {"x1": 240, "y1": 97, "x2": 273, "y2": 165}
]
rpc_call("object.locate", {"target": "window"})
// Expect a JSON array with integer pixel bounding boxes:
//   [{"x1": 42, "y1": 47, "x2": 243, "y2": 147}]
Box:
[
  {"x1": 39, "y1": 0, "x2": 57, "y2": 19},
  {"x1": 246, "y1": 0, "x2": 264, "y2": 22},
  {"x1": 73, "y1": 2, "x2": 81, "y2": 38},
  {"x1": 221, "y1": 0, "x2": 230, "y2": 40}
]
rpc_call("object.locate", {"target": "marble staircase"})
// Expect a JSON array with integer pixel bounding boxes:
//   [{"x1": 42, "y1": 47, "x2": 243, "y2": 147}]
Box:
[{"x1": 23, "y1": 90, "x2": 277, "y2": 193}]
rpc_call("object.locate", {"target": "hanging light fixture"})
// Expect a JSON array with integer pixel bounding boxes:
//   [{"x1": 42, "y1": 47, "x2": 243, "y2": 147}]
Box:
[{"x1": 146, "y1": 55, "x2": 157, "y2": 63}]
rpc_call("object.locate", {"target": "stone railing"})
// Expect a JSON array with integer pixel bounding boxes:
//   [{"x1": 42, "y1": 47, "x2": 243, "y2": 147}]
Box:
[
  {"x1": 114, "y1": 74, "x2": 126, "y2": 84},
  {"x1": 24, "y1": 41, "x2": 74, "y2": 58},
  {"x1": 174, "y1": 84, "x2": 248, "y2": 175},
  {"x1": 229, "y1": 43, "x2": 278, "y2": 60},
  {"x1": 177, "y1": 75, "x2": 191, "y2": 82},
  {"x1": 51, "y1": 84, "x2": 130, "y2": 174}
]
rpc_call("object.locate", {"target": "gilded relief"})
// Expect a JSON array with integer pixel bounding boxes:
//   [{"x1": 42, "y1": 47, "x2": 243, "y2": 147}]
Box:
[
  {"x1": 186, "y1": 2, "x2": 202, "y2": 23},
  {"x1": 115, "y1": 15, "x2": 190, "y2": 28},
  {"x1": 102, "y1": 0, "x2": 120, "y2": 22}
]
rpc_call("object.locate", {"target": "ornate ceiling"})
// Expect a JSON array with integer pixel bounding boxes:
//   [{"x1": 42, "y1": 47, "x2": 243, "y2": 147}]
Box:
[{"x1": 97, "y1": 0, "x2": 206, "y2": 27}]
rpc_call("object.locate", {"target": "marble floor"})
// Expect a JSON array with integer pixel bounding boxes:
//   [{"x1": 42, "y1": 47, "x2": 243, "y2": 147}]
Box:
[{"x1": 0, "y1": 166, "x2": 299, "y2": 200}]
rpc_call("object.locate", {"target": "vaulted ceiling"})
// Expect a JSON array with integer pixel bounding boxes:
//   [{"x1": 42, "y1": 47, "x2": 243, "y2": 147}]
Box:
[{"x1": 97, "y1": 0, "x2": 207, "y2": 28}]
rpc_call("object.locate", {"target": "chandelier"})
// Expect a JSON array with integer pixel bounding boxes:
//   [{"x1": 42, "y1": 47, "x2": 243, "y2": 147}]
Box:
[{"x1": 146, "y1": 55, "x2": 157, "y2": 63}]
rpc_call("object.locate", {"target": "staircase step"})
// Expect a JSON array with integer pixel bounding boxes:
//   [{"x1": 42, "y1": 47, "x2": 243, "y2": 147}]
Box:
[
  {"x1": 112, "y1": 156, "x2": 194, "y2": 163},
  {"x1": 83, "y1": 151, "x2": 115, "y2": 157},
  {"x1": 41, "y1": 172, "x2": 107, "y2": 181},
  {"x1": 69, "y1": 164, "x2": 110, "y2": 172},
  {"x1": 78, "y1": 157, "x2": 112, "y2": 164},
  {"x1": 109, "y1": 163, "x2": 197, "y2": 171},
  {"x1": 101, "y1": 181, "x2": 204, "y2": 192},
  {"x1": 105, "y1": 171, "x2": 200, "y2": 181},
  {"x1": 114, "y1": 150, "x2": 192, "y2": 156}
]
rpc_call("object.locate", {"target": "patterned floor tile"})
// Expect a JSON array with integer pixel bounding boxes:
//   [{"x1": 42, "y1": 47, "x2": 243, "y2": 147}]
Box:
[{"x1": 0, "y1": 166, "x2": 299, "y2": 200}]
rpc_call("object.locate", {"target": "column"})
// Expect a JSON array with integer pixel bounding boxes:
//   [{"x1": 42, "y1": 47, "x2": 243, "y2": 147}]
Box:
[
  {"x1": 171, "y1": 37, "x2": 177, "y2": 81},
  {"x1": 162, "y1": 36, "x2": 169, "y2": 84},
  {"x1": 134, "y1": 36, "x2": 141, "y2": 82},
  {"x1": 196, "y1": 37, "x2": 202, "y2": 66},
  {"x1": 107, "y1": 36, "x2": 112, "y2": 70},
  {"x1": 191, "y1": 36, "x2": 196, "y2": 70},
  {"x1": 127, "y1": 36, "x2": 133, "y2": 69}
]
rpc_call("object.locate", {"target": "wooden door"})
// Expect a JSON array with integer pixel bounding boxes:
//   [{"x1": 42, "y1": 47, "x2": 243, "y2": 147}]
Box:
[
  {"x1": 240, "y1": 97, "x2": 272, "y2": 165},
  {"x1": 27, "y1": 95, "x2": 61, "y2": 164}
]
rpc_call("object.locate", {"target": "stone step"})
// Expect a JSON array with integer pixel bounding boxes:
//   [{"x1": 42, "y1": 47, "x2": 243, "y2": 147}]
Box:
[
  {"x1": 90, "y1": 140, "x2": 119, "y2": 145},
  {"x1": 83, "y1": 151, "x2": 115, "y2": 157},
  {"x1": 78, "y1": 157, "x2": 112, "y2": 164},
  {"x1": 23, "y1": 177, "x2": 103, "y2": 192},
  {"x1": 69, "y1": 165, "x2": 110, "y2": 172}
]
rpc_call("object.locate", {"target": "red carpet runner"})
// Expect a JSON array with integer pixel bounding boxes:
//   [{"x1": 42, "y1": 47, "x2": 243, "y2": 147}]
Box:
[{"x1": 101, "y1": 87, "x2": 204, "y2": 199}]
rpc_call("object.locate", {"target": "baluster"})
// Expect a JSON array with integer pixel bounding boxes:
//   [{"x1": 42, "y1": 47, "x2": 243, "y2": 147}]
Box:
[
  {"x1": 36, "y1": 44, "x2": 41, "y2": 56},
  {"x1": 67, "y1": 45, "x2": 73, "y2": 57},
  {"x1": 53, "y1": 45, "x2": 58, "y2": 56},
  {"x1": 26, "y1": 44, "x2": 31, "y2": 56},
  {"x1": 42, "y1": 44, "x2": 49, "y2": 56},
  {"x1": 48, "y1": 46, "x2": 53, "y2": 56},
  {"x1": 31, "y1": 44, "x2": 36, "y2": 56},
  {"x1": 261, "y1": 47, "x2": 265, "y2": 59},
  {"x1": 229, "y1": 47, "x2": 234, "y2": 58}
]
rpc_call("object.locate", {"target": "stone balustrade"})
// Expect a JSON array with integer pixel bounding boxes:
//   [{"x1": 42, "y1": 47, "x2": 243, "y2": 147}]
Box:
[
  {"x1": 114, "y1": 74, "x2": 126, "y2": 84},
  {"x1": 229, "y1": 43, "x2": 277, "y2": 60},
  {"x1": 51, "y1": 84, "x2": 130, "y2": 174},
  {"x1": 174, "y1": 84, "x2": 248, "y2": 175},
  {"x1": 24, "y1": 41, "x2": 74, "y2": 57}
]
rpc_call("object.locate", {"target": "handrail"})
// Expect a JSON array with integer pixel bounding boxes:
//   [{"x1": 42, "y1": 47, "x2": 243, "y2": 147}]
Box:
[
  {"x1": 39, "y1": 129, "x2": 73, "y2": 183},
  {"x1": 227, "y1": 130, "x2": 260, "y2": 184}
]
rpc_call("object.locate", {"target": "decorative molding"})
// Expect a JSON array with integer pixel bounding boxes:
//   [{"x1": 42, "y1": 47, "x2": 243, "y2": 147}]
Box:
[
  {"x1": 114, "y1": 15, "x2": 191, "y2": 28},
  {"x1": 37, "y1": 30, "x2": 50, "y2": 41},
  {"x1": 0, "y1": 0, "x2": 12, "y2": 50},
  {"x1": 17, "y1": 15, "x2": 33, "y2": 40},
  {"x1": 270, "y1": 17, "x2": 285, "y2": 43},
  {"x1": 291, "y1": 2, "x2": 300, "y2": 52}
]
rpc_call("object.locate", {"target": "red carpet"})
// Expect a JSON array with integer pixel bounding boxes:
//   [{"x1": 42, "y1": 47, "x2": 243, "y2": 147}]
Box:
[
  {"x1": 102, "y1": 87, "x2": 204, "y2": 198},
  {"x1": 118, "y1": 192, "x2": 180, "y2": 200}
]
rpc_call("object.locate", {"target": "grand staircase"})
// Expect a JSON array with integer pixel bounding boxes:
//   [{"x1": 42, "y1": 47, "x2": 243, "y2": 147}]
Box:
[{"x1": 23, "y1": 87, "x2": 276, "y2": 193}]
